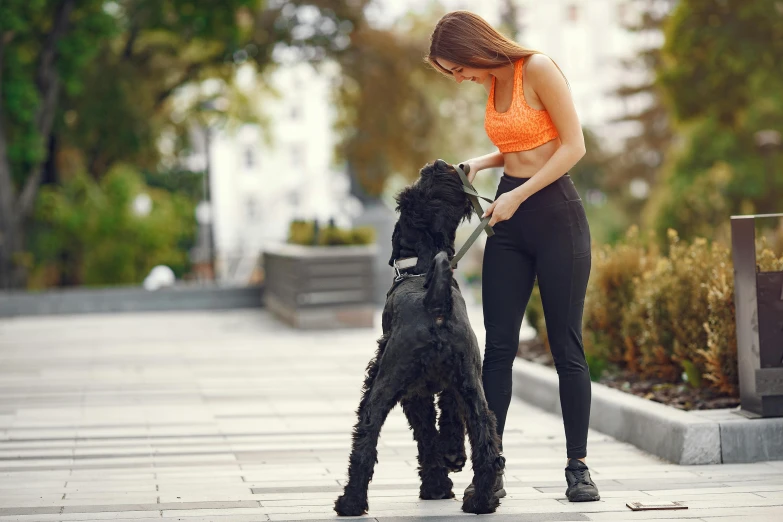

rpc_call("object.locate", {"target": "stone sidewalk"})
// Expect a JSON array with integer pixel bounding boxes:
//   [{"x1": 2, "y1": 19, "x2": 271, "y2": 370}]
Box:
[{"x1": 0, "y1": 308, "x2": 781, "y2": 522}]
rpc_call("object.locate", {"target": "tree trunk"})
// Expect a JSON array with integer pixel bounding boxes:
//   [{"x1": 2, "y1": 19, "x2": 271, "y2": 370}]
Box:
[
  {"x1": 16, "y1": 0, "x2": 74, "y2": 218},
  {"x1": 0, "y1": 33, "x2": 22, "y2": 289},
  {"x1": 0, "y1": 0, "x2": 75, "y2": 289}
]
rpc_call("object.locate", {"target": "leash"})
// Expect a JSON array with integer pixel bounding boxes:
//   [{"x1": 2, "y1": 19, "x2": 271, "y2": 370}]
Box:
[{"x1": 450, "y1": 162, "x2": 494, "y2": 269}]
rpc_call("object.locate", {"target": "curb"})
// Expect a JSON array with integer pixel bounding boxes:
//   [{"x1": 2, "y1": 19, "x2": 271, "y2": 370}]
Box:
[
  {"x1": 512, "y1": 358, "x2": 783, "y2": 464},
  {"x1": 0, "y1": 285, "x2": 264, "y2": 317}
]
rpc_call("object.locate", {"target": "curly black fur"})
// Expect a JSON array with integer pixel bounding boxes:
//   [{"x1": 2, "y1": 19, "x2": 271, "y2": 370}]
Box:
[{"x1": 334, "y1": 160, "x2": 504, "y2": 516}]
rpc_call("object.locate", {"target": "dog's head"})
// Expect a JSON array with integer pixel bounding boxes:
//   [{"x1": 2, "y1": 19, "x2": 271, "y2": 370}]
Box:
[{"x1": 388, "y1": 160, "x2": 475, "y2": 268}]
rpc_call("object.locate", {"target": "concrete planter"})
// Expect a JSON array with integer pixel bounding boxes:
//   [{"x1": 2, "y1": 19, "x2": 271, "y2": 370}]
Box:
[
  {"x1": 262, "y1": 243, "x2": 377, "y2": 329},
  {"x1": 512, "y1": 358, "x2": 783, "y2": 464}
]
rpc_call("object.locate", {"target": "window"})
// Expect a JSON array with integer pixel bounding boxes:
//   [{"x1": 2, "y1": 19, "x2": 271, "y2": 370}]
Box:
[
  {"x1": 246, "y1": 197, "x2": 257, "y2": 220},
  {"x1": 244, "y1": 147, "x2": 255, "y2": 170}
]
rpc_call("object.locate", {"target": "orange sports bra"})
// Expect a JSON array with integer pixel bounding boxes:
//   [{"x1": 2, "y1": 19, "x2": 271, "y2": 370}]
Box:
[{"x1": 484, "y1": 57, "x2": 559, "y2": 153}]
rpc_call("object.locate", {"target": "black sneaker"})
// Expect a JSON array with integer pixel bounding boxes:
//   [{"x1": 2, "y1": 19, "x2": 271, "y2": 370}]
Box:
[
  {"x1": 463, "y1": 471, "x2": 506, "y2": 499},
  {"x1": 565, "y1": 459, "x2": 600, "y2": 502}
]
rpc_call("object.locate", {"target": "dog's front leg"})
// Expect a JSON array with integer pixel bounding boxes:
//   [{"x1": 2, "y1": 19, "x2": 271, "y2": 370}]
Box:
[
  {"x1": 335, "y1": 378, "x2": 399, "y2": 516},
  {"x1": 402, "y1": 395, "x2": 454, "y2": 500},
  {"x1": 457, "y1": 382, "x2": 503, "y2": 514}
]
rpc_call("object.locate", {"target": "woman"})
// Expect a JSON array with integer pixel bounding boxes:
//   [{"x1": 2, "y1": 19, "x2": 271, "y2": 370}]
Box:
[{"x1": 427, "y1": 11, "x2": 599, "y2": 503}]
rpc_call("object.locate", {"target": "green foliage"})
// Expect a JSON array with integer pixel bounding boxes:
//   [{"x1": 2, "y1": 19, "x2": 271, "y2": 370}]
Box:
[
  {"x1": 525, "y1": 282, "x2": 544, "y2": 339},
  {"x1": 585, "y1": 352, "x2": 609, "y2": 383},
  {"x1": 287, "y1": 219, "x2": 375, "y2": 246},
  {"x1": 1, "y1": 0, "x2": 372, "y2": 288},
  {"x1": 646, "y1": 161, "x2": 734, "y2": 247},
  {"x1": 0, "y1": 0, "x2": 116, "y2": 186},
  {"x1": 143, "y1": 169, "x2": 205, "y2": 202},
  {"x1": 570, "y1": 129, "x2": 632, "y2": 245},
  {"x1": 334, "y1": 26, "x2": 435, "y2": 198},
  {"x1": 581, "y1": 227, "x2": 783, "y2": 396},
  {"x1": 659, "y1": 0, "x2": 783, "y2": 124},
  {"x1": 650, "y1": 0, "x2": 783, "y2": 242},
  {"x1": 583, "y1": 226, "x2": 657, "y2": 373},
  {"x1": 335, "y1": 4, "x2": 495, "y2": 200},
  {"x1": 27, "y1": 165, "x2": 195, "y2": 287}
]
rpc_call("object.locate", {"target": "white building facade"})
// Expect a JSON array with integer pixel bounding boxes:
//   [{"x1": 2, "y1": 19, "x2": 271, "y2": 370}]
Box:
[{"x1": 206, "y1": 63, "x2": 355, "y2": 284}]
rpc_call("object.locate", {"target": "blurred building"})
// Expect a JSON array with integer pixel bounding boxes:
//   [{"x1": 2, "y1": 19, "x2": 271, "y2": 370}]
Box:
[
  {"x1": 516, "y1": 0, "x2": 672, "y2": 150},
  {"x1": 199, "y1": 63, "x2": 355, "y2": 285}
]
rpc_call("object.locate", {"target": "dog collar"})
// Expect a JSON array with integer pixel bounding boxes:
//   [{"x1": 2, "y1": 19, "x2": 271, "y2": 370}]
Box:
[
  {"x1": 392, "y1": 257, "x2": 424, "y2": 282},
  {"x1": 393, "y1": 257, "x2": 417, "y2": 270}
]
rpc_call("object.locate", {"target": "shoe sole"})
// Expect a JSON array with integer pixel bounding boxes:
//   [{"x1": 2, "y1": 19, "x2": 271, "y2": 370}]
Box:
[{"x1": 567, "y1": 493, "x2": 600, "y2": 502}]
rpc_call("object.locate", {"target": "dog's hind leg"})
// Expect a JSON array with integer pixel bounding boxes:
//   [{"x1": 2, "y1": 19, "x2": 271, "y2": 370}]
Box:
[
  {"x1": 437, "y1": 388, "x2": 466, "y2": 473},
  {"x1": 456, "y1": 380, "x2": 504, "y2": 514},
  {"x1": 335, "y1": 378, "x2": 399, "y2": 516},
  {"x1": 401, "y1": 395, "x2": 454, "y2": 500}
]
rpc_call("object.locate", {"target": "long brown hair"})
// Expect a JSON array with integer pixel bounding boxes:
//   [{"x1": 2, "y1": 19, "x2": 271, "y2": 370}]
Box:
[{"x1": 426, "y1": 10, "x2": 567, "y2": 83}]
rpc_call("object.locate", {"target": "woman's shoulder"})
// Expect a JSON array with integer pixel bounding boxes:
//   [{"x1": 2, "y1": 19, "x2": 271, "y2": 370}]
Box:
[
  {"x1": 522, "y1": 54, "x2": 562, "y2": 87},
  {"x1": 522, "y1": 53, "x2": 557, "y2": 74}
]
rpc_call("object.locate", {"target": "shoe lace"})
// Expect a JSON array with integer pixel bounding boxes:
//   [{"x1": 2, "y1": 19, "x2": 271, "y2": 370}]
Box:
[{"x1": 570, "y1": 466, "x2": 591, "y2": 486}]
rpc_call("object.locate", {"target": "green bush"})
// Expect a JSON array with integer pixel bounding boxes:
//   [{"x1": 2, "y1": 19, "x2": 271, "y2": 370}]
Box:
[
  {"x1": 583, "y1": 226, "x2": 657, "y2": 374},
  {"x1": 27, "y1": 165, "x2": 195, "y2": 287},
  {"x1": 525, "y1": 224, "x2": 783, "y2": 396},
  {"x1": 579, "y1": 227, "x2": 783, "y2": 396},
  {"x1": 287, "y1": 219, "x2": 375, "y2": 246}
]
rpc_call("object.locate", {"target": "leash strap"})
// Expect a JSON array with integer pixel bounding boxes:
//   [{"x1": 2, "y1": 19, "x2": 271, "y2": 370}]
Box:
[{"x1": 450, "y1": 163, "x2": 495, "y2": 269}]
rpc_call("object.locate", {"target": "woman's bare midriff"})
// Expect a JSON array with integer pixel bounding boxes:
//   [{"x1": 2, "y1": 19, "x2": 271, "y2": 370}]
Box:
[{"x1": 501, "y1": 137, "x2": 562, "y2": 178}]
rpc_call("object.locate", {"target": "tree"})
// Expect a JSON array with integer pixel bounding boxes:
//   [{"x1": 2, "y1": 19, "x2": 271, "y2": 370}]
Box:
[
  {"x1": 0, "y1": 0, "x2": 116, "y2": 288},
  {"x1": 659, "y1": 0, "x2": 783, "y2": 125},
  {"x1": 648, "y1": 0, "x2": 783, "y2": 242},
  {"x1": 334, "y1": 4, "x2": 497, "y2": 202},
  {"x1": 334, "y1": 25, "x2": 435, "y2": 200},
  {"x1": 0, "y1": 0, "x2": 367, "y2": 288},
  {"x1": 610, "y1": 0, "x2": 676, "y2": 218}
]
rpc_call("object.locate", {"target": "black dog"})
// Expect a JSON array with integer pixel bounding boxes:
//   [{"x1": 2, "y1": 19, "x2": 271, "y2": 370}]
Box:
[{"x1": 334, "y1": 160, "x2": 504, "y2": 516}]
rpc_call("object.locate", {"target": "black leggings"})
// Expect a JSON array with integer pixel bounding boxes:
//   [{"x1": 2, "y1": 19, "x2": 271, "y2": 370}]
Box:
[{"x1": 482, "y1": 173, "x2": 592, "y2": 459}]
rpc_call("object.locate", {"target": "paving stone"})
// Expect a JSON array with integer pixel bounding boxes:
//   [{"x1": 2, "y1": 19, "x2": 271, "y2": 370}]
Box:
[
  {"x1": 376, "y1": 513, "x2": 590, "y2": 522},
  {"x1": 160, "y1": 507, "x2": 267, "y2": 517},
  {"x1": 0, "y1": 506, "x2": 62, "y2": 516},
  {"x1": 0, "y1": 308, "x2": 781, "y2": 521}
]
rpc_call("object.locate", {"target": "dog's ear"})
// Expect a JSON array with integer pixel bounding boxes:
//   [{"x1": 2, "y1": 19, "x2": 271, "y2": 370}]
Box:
[
  {"x1": 419, "y1": 160, "x2": 439, "y2": 179},
  {"x1": 394, "y1": 185, "x2": 415, "y2": 213},
  {"x1": 388, "y1": 221, "x2": 401, "y2": 267}
]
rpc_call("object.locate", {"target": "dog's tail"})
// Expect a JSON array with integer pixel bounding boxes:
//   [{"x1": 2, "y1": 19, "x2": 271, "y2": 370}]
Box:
[{"x1": 424, "y1": 251, "x2": 453, "y2": 323}]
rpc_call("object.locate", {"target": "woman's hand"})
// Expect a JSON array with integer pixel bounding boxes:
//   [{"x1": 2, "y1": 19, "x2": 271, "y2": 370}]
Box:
[
  {"x1": 457, "y1": 151, "x2": 504, "y2": 184},
  {"x1": 483, "y1": 191, "x2": 525, "y2": 226},
  {"x1": 458, "y1": 159, "x2": 478, "y2": 184}
]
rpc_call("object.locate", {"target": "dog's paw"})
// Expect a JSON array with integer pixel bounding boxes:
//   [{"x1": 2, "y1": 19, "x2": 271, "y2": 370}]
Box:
[
  {"x1": 420, "y1": 487, "x2": 455, "y2": 500},
  {"x1": 420, "y1": 471, "x2": 454, "y2": 500},
  {"x1": 444, "y1": 451, "x2": 466, "y2": 473},
  {"x1": 334, "y1": 494, "x2": 368, "y2": 516},
  {"x1": 462, "y1": 493, "x2": 500, "y2": 514}
]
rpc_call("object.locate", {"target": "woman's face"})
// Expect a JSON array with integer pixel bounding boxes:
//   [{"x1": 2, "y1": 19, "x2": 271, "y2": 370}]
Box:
[{"x1": 435, "y1": 57, "x2": 489, "y2": 84}]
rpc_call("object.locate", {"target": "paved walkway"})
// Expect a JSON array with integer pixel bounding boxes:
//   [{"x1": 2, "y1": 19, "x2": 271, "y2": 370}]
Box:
[{"x1": 0, "y1": 308, "x2": 781, "y2": 522}]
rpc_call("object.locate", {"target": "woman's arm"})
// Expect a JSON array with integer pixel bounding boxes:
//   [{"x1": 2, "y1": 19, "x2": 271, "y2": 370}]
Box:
[
  {"x1": 482, "y1": 54, "x2": 585, "y2": 226},
  {"x1": 507, "y1": 54, "x2": 585, "y2": 204},
  {"x1": 461, "y1": 151, "x2": 504, "y2": 183}
]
